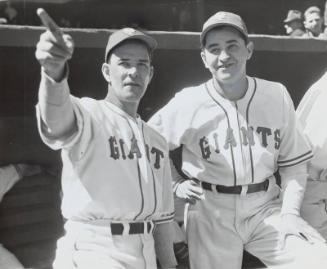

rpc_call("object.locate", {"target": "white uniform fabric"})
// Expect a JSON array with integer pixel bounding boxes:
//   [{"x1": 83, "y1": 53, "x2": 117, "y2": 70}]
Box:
[
  {"x1": 297, "y1": 71, "x2": 327, "y2": 238},
  {"x1": 36, "y1": 76, "x2": 174, "y2": 269},
  {"x1": 149, "y1": 77, "x2": 312, "y2": 186},
  {"x1": 149, "y1": 76, "x2": 327, "y2": 269}
]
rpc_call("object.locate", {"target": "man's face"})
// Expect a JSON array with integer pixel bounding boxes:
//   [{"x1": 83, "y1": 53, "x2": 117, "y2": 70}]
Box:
[
  {"x1": 284, "y1": 21, "x2": 301, "y2": 34},
  {"x1": 304, "y1": 12, "x2": 323, "y2": 35},
  {"x1": 104, "y1": 40, "x2": 153, "y2": 104},
  {"x1": 201, "y1": 27, "x2": 253, "y2": 85}
]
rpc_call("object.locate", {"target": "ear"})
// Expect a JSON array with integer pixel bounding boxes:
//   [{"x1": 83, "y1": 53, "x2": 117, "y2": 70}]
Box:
[
  {"x1": 246, "y1": 41, "x2": 254, "y2": 60},
  {"x1": 200, "y1": 50, "x2": 209, "y2": 69},
  {"x1": 149, "y1": 65, "x2": 154, "y2": 82},
  {"x1": 102, "y1": 63, "x2": 110, "y2": 83}
]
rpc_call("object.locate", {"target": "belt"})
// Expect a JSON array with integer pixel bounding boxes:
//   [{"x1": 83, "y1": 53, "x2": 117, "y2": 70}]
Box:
[
  {"x1": 201, "y1": 179, "x2": 269, "y2": 195},
  {"x1": 110, "y1": 221, "x2": 155, "y2": 235}
]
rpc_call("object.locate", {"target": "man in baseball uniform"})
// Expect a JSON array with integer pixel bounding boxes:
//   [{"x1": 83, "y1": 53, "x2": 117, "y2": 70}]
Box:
[
  {"x1": 149, "y1": 11, "x2": 327, "y2": 269},
  {"x1": 297, "y1": 71, "x2": 327, "y2": 239},
  {"x1": 35, "y1": 9, "x2": 176, "y2": 269}
]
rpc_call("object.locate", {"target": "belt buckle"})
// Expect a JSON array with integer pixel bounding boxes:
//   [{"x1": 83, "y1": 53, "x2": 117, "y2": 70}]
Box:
[
  {"x1": 241, "y1": 185, "x2": 248, "y2": 196},
  {"x1": 122, "y1": 222, "x2": 130, "y2": 236},
  {"x1": 147, "y1": 221, "x2": 155, "y2": 234}
]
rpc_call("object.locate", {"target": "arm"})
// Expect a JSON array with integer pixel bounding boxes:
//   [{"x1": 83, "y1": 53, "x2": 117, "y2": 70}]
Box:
[
  {"x1": 279, "y1": 164, "x2": 307, "y2": 217},
  {"x1": 154, "y1": 222, "x2": 177, "y2": 269},
  {"x1": 277, "y1": 86, "x2": 325, "y2": 248},
  {"x1": 278, "y1": 163, "x2": 325, "y2": 248},
  {"x1": 35, "y1": 9, "x2": 76, "y2": 140}
]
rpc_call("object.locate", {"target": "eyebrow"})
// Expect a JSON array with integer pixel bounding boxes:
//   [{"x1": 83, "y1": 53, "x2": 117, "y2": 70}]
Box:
[{"x1": 207, "y1": 39, "x2": 239, "y2": 49}]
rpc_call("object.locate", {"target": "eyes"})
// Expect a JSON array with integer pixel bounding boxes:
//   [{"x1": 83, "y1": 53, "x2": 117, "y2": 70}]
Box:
[
  {"x1": 209, "y1": 43, "x2": 240, "y2": 55},
  {"x1": 117, "y1": 61, "x2": 149, "y2": 70}
]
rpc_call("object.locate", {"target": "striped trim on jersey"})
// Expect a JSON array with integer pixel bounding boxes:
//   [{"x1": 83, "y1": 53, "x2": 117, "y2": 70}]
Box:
[
  {"x1": 153, "y1": 211, "x2": 175, "y2": 225},
  {"x1": 205, "y1": 82, "x2": 237, "y2": 185},
  {"x1": 277, "y1": 150, "x2": 313, "y2": 167},
  {"x1": 246, "y1": 78, "x2": 257, "y2": 182}
]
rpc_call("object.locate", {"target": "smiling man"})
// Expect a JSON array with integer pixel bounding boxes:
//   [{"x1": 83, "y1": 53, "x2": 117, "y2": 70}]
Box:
[
  {"x1": 35, "y1": 9, "x2": 176, "y2": 269},
  {"x1": 149, "y1": 11, "x2": 327, "y2": 269}
]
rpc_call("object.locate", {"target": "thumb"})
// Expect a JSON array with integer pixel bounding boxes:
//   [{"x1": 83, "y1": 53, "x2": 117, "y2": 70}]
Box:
[{"x1": 277, "y1": 232, "x2": 286, "y2": 250}]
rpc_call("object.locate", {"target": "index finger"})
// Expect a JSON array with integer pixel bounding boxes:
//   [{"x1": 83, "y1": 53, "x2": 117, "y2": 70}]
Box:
[{"x1": 37, "y1": 8, "x2": 63, "y2": 39}]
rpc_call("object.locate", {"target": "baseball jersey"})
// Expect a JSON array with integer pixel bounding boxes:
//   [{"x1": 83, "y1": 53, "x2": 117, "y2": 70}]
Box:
[
  {"x1": 297, "y1": 71, "x2": 327, "y2": 181},
  {"x1": 149, "y1": 76, "x2": 313, "y2": 186},
  {"x1": 36, "y1": 79, "x2": 174, "y2": 224}
]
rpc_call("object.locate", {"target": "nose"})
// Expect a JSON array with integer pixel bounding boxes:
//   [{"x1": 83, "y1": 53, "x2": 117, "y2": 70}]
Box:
[
  {"x1": 128, "y1": 66, "x2": 138, "y2": 78},
  {"x1": 219, "y1": 49, "x2": 230, "y2": 62}
]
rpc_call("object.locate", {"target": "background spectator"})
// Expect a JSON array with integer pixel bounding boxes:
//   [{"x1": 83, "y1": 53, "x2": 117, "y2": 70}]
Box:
[
  {"x1": 283, "y1": 9, "x2": 305, "y2": 36},
  {"x1": 0, "y1": 164, "x2": 42, "y2": 269},
  {"x1": 303, "y1": 6, "x2": 324, "y2": 37}
]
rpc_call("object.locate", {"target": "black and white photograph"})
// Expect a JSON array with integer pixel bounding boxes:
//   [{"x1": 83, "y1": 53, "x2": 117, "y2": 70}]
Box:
[{"x1": 1, "y1": 0, "x2": 327, "y2": 268}]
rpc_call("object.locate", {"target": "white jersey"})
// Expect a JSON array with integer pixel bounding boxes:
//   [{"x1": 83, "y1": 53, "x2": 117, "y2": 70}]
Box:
[
  {"x1": 149, "y1": 76, "x2": 312, "y2": 186},
  {"x1": 36, "y1": 83, "x2": 174, "y2": 223},
  {"x1": 297, "y1": 71, "x2": 327, "y2": 181}
]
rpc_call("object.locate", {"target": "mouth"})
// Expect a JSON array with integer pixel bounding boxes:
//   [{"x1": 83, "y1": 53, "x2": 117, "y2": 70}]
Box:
[
  {"x1": 124, "y1": 82, "x2": 140, "y2": 87},
  {"x1": 218, "y1": 62, "x2": 234, "y2": 69}
]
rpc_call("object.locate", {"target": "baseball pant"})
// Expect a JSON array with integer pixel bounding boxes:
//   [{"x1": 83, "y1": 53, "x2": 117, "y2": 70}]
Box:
[
  {"x1": 53, "y1": 220, "x2": 157, "y2": 269},
  {"x1": 186, "y1": 179, "x2": 327, "y2": 269},
  {"x1": 301, "y1": 180, "x2": 327, "y2": 239}
]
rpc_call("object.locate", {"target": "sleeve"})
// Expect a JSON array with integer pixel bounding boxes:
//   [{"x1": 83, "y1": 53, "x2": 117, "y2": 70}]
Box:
[
  {"x1": 277, "y1": 86, "x2": 312, "y2": 216},
  {"x1": 296, "y1": 72, "x2": 327, "y2": 179},
  {"x1": 148, "y1": 91, "x2": 192, "y2": 151},
  {"x1": 154, "y1": 147, "x2": 175, "y2": 225},
  {"x1": 36, "y1": 70, "x2": 76, "y2": 144},
  {"x1": 277, "y1": 86, "x2": 313, "y2": 168}
]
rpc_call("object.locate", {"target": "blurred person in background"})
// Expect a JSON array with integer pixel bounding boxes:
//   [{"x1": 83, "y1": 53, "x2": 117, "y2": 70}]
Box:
[
  {"x1": 283, "y1": 10, "x2": 305, "y2": 37},
  {"x1": 0, "y1": 164, "x2": 42, "y2": 268},
  {"x1": 303, "y1": 6, "x2": 324, "y2": 37}
]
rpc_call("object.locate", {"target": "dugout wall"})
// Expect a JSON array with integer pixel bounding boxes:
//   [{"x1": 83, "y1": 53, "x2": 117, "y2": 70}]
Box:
[{"x1": 0, "y1": 25, "x2": 327, "y2": 268}]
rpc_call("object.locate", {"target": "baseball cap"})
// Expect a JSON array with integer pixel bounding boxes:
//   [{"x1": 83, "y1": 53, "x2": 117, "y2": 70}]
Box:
[
  {"x1": 200, "y1": 11, "x2": 248, "y2": 46},
  {"x1": 304, "y1": 6, "x2": 321, "y2": 18},
  {"x1": 105, "y1": 27, "x2": 157, "y2": 62},
  {"x1": 283, "y1": 10, "x2": 302, "y2": 23}
]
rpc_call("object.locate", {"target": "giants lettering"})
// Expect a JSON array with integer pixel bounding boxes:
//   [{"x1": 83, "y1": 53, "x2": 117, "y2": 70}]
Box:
[
  {"x1": 108, "y1": 136, "x2": 164, "y2": 169},
  {"x1": 199, "y1": 126, "x2": 281, "y2": 160}
]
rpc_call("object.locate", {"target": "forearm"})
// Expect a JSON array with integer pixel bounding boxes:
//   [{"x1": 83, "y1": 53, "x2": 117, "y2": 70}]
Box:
[
  {"x1": 38, "y1": 68, "x2": 76, "y2": 139},
  {"x1": 154, "y1": 222, "x2": 177, "y2": 269},
  {"x1": 169, "y1": 158, "x2": 187, "y2": 194},
  {"x1": 280, "y1": 163, "x2": 307, "y2": 216}
]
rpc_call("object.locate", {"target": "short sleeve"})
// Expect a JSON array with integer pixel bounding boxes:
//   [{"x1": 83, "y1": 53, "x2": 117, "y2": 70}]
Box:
[
  {"x1": 148, "y1": 91, "x2": 192, "y2": 151},
  {"x1": 277, "y1": 87, "x2": 313, "y2": 168}
]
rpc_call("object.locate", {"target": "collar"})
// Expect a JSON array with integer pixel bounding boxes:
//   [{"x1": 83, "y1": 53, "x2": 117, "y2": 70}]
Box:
[{"x1": 207, "y1": 76, "x2": 255, "y2": 105}]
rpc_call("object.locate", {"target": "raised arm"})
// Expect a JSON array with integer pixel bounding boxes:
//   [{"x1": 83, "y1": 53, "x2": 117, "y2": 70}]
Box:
[{"x1": 35, "y1": 8, "x2": 76, "y2": 140}]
